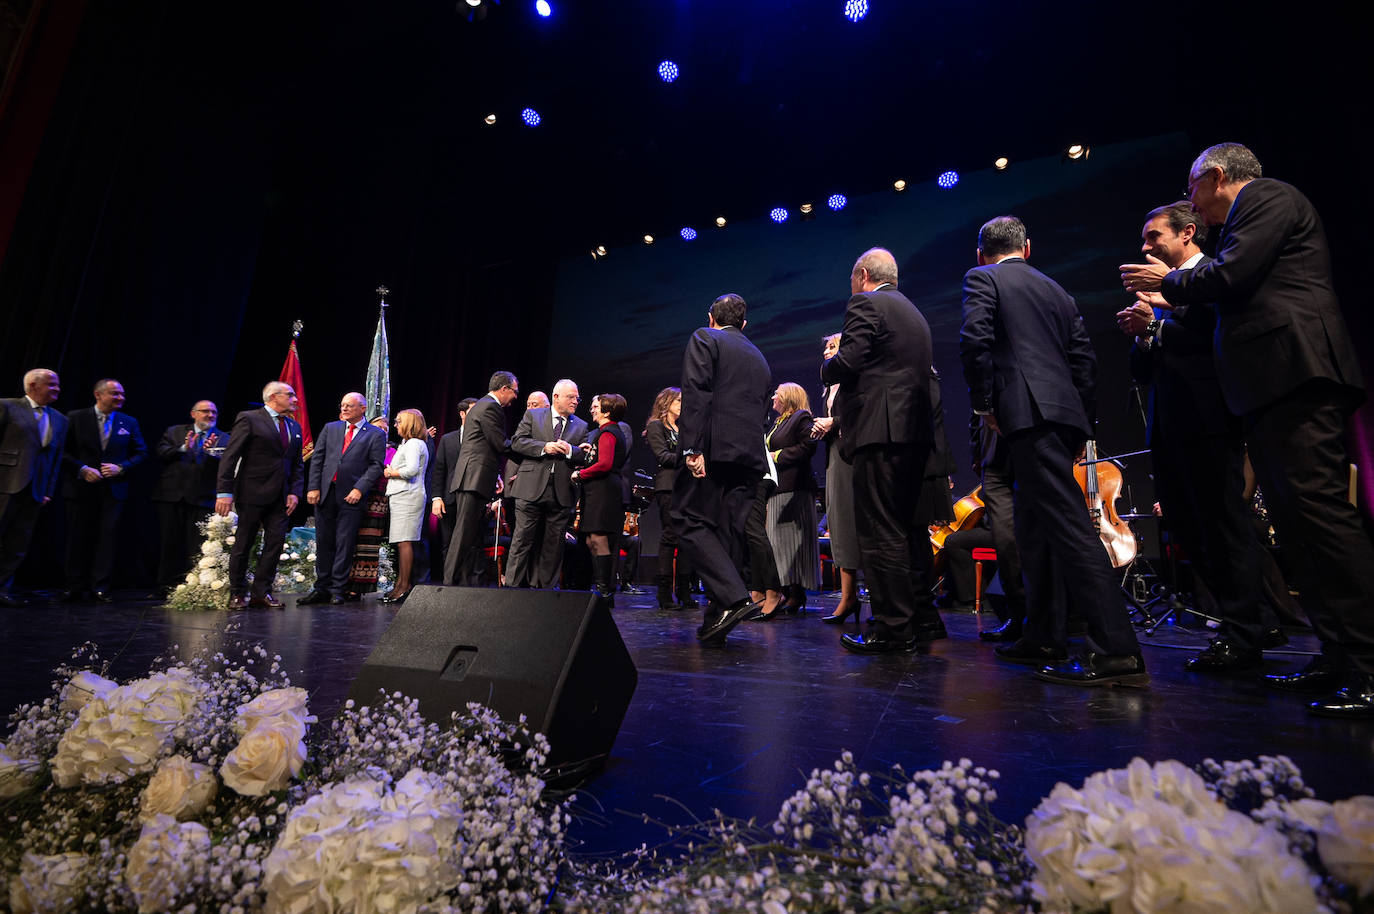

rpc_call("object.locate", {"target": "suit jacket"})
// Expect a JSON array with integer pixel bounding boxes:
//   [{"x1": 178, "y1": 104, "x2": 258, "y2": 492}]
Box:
[
  {"x1": 1129, "y1": 255, "x2": 1234, "y2": 445},
  {"x1": 151, "y1": 423, "x2": 229, "y2": 506},
  {"x1": 821, "y1": 286, "x2": 933, "y2": 460},
  {"x1": 216, "y1": 408, "x2": 305, "y2": 506},
  {"x1": 453, "y1": 396, "x2": 510, "y2": 497},
  {"x1": 924, "y1": 369, "x2": 955, "y2": 479},
  {"x1": 307, "y1": 420, "x2": 386, "y2": 500},
  {"x1": 509, "y1": 407, "x2": 588, "y2": 506},
  {"x1": 644, "y1": 419, "x2": 682, "y2": 492},
  {"x1": 430, "y1": 429, "x2": 464, "y2": 502},
  {"x1": 62, "y1": 407, "x2": 148, "y2": 501},
  {"x1": 959, "y1": 258, "x2": 1096, "y2": 438},
  {"x1": 767, "y1": 409, "x2": 817, "y2": 493},
  {"x1": 1161, "y1": 178, "x2": 1364, "y2": 416},
  {"x1": 0, "y1": 398, "x2": 68, "y2": 500},
  {"x1": 678, "y1": 325, "x2": 771, "y2": 471}
]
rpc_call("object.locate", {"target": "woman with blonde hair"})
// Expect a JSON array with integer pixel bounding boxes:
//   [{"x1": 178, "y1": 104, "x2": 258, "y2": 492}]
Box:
[
  {"x1": 380, "y1": 408, "x2": 428, "y2": 604},
  {"x1": 756, "y1": 381, "x2": 820, "y2": 619}
]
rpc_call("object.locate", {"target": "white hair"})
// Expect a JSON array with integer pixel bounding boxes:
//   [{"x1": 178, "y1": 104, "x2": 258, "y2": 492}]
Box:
[
  {"x1": 22, "y1": 368, "x2": 56, "y2": 391},
  {"x1": 262, "y1": 381, "x2": 291, "y2": 401}
]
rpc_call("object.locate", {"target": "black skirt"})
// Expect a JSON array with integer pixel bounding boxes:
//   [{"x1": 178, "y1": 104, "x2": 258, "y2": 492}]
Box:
[{"x1": 580, "y1": 475, "x2": 623, "y2": 534}]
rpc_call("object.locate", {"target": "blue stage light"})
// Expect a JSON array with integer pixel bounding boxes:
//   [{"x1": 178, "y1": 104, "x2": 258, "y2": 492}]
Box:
[
  {"x1": 680, "y1": 227, "x2": 697, "y2": 241},
  {"x1": 843, "y1": 0, "x2": 869, "y2": 22},
  {"x1": 770, "y1": 207, "x2": 789, "y2": 224},
  {"x1": 827, "y1": 193, "x2": 847, "y2": 211},
  {"x1": 521, "y1": 107, "x2": 541, "y2": 127},
  {"x1": 937, "y1": 170, "x2": 959, "y2": 189},
  {"x1": 658, "y1": 60, "x2": 679, "y2": 83},
  {"x1": 535, "y1": 1, "x2": 551, "y2": 16}
]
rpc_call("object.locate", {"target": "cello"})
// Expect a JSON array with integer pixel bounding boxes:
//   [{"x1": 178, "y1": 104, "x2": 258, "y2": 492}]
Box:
[
  {"x1": 1073, "y1": 440, "x2": 1137, "y2": 568},
  {"x1": 929, "y1": 486, "x2": 985, "y2": 568}
]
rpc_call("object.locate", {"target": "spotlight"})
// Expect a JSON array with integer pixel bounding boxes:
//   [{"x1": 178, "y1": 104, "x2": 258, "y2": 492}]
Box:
[
  {"x1": 770, "y1": 207, "x2": 789, "y2": 223},
  {"x1": 680, "y1": 227, "x2": 697, "y2": 241},
  {"x1": 658, "y1": 60, "x2": 679, "y2": 83},
  {"x1": 521, "y1": 107, "x2": 541, "y2": 126},
  {"x1": 596, "y1": 245, "x2": 607, "y2": 256},
  {"x1": 893, "y1": 179, "x2": 906, "y2": 191},
  {"x1": 589, "y1": 249, "x2": 599, "y2": 260},
  {"x1": 843, "y1": 0, "x2": 869, "y2": 22},
  {"x1": 827, "y1": 193, "x2": 847, "y2": 211},
  {"x1": 994, "y1": 156, "x2": 1009, "y2": 170},
  {"x1": 800, "y1": 203, "x2": 814, "y2": 215},
  {"x1": 535, "y1": 0, "x2": 551, "y2": 16},
  {"x1": 1066, "y1": 144, "x2": 1089, "y2": 159},
  {"x1": 643, "y1": 234, "x2": 654, "y2": 245},
  {"x1": 483, "y1": 113, "x2": 496, "y2": 125},
  {"x1": 465, "y1": 0, "x2": 481, "y2": 6},
  {"x1": 937, "y1": 170, "x2": 959, "y2": 189},
  {"x1": 715, "y1": 216, "x2": 727, "y2": 227}
]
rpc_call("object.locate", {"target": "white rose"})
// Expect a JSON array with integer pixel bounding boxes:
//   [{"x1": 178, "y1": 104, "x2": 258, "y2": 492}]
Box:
[
  {"x1": 279, "y1": 553, "x2": 290, "y2": 561},
  {"x1": 185, "y1": 573, "x2": 198, "y2": 585},
  {"x1": 0, "y1": 744, "x2": 41, "y2": 798},
  {"x1": 139, "y1": 755, "x2": 218, "y2": 822},
  {"x1": 378, "y1": 576, "x2": 388, "y2": 584},
  {"x1": 221, "y1": 720, "x2": 306, "y2": 796},
  {"x1": 225, "y1": 535, "x2": 236, "y2": 545},
  {"x1": 198, "y1": 571, "x2": 214, "y2": 585},
  {"x1": 1318, "y1": 796, "x2": 1374, "y2": 897},
  {"x1": 293, "y1": 572, "x2": 305, "y2": 582},
  {"x1": 175, "y1": 583, "x2": 186, "y2": 592},
  {"x1": 9, "y1": 852, "x2": 87, "y2": 914},
  {"x1": 58, "y1": 670, "x2": 118, "y2": 712},
  {"x1": 197, "y1": 555, "x2": 216, "y2": 569},
  {"x1": 307, "y1": 553, "x2": 316, "y2": 562},
  {"x1": 210, "y1": 579, "x2": 224, "y2": 591},
  {"x1": 126, "y1": 815, "x2": 211, "y2": 914},
  {"x1": 201, "y1": 540, "x2": 223, "y2": 557},
  {"x1": 235, "y1": 687, "x2": 313, "y2": 733}
]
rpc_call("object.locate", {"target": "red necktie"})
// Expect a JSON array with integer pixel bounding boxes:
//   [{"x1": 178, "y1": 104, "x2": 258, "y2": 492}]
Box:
[
  {"x1": 342, "y1": 423, "x2": 355, "y2": 453},
  {"x1": 277, "y1": 416, "x2": 289, "y2": 448}
]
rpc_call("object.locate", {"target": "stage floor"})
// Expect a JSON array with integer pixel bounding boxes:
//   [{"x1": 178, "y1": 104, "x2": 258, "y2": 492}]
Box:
[{"x1": 3, "y1": 589, "x2": 1371, "y2": 856}]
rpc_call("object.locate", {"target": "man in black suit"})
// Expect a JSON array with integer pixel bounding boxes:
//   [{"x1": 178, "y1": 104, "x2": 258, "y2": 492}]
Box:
[
  {"x1": 969, "y1": 411, "x2": 1028, "y2": 642},
  {"x1": 300, "y1": 392, "x2": 386, "y2": 605},
  {"x1": 151, "y1": 400, "x2": 228, "y2": 593},
  {"x1": 961, "y1": 217, "x2": 1146, "y2": 686},
  {"x1": 1116, "y1": 201, "x2": 1281, "y2": 673},
  {"x1": 673, "y1": 293, "x2": 772, "y2": 643},
  {"x1": 430, "y1": 397, "x2": 478, "y2": 579},
  {"x1": 0, "y1": 369, "x2": 67, "y2": 607},
  {"x1": 1122, "y1": 143, "x2": 1374, "y2": 715},
  {"x1": 506, "y1": 379, "x2": 588, "y2": 588},
  {"x1": 442, "y1": 372, "x2": 519, "y2": 586},
  {"x1": 215, "y1": 381, "x2": 306, "y2": 609},
  {"x1": 62, "y1": 378, "x2": 148, "y2": 601},
  {"x1": 822, "y1": 248, "x2": 944, "y2": 653}
]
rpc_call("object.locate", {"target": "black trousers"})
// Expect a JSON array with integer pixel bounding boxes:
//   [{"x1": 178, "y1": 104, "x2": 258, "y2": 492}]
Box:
[
  {"x1": 982, "y1": 460, "x2": 1025, "y2": 622},
  {"x1": 156, "y1": 500, "x2": 212, "y2": 587},
  {"x1": 1008, "y1": 423, "x2": 1140, "y2": 656},
  {"x1": 442, "y1": 490, "x2": 489, "y2": 586},
  {"x1": 228, "y1": 499, "x2": 288, "y2": 598},
  {"x1": 942, "y1": 526, "x2": 995, "y2": 604},
  {"x1": 851, "y1": 442, "x2": 938, "y2": 637},
  {"x1": 506, "y1": 483, "x2": 573, "y2": 588},
  {"x1": 672, "y1": 461, "x2": 758, "y2": 610},
  {"x1": 313, "y1": 487, "x2": 365, "y2": 595},
  {"x1": 65, "y1": 491, "x2": 124, "y2": 592},
  {"x1": 1244, "y1": 380, "x2": 1374, "y2": 675},
  {"x1": 0, "y1": 489, "x2": 45, "y2": 592},
  {"x1": 654, "y1": 491, "x2": 694, "y2": 582},
  {"x1": 746, "y1": 478, "x2": 781, "y2": 592}
]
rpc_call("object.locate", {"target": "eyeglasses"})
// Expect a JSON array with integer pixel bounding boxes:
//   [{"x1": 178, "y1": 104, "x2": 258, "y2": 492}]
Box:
[{"x1": 1184, "y1": 169, "x2": 1216, "y2": 200}]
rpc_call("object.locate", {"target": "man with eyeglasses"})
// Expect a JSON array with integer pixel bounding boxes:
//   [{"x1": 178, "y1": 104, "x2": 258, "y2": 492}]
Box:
[
  {"x1": 1120, "y1": 142, "x2": 1373, "y2": 717},
  {"x1": 151, "y1": 400, "x2": 228, "y2": 595},
  {"x1": 442, "y1": 371, "x2": 519, "y2": 586}
]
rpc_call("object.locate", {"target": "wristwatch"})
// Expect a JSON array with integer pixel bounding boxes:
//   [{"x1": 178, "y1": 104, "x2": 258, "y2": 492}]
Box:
[{"x1": 1145, "y1": 318, "x2": 1161, "y2": 336}]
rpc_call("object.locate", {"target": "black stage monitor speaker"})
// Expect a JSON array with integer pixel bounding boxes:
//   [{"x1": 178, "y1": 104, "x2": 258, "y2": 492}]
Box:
[{"x1": 348, "y1": 585, "x2": 637, "y2": 772}]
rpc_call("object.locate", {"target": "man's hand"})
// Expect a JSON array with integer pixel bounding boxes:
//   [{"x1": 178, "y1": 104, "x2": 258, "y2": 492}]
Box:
[
  {"x1": 99, "y1": 463, "x2": 122, "y2": 477},
  {"x1": 1115, "y1": 301, "x2": 1154, "y2": 336},
  {"x1": 686, "y1": 454, "x2": 706, "y2": 478},
  {"x1": 432, "y1": 497, "x2": 446, "y2": 517},
  {"x1": 285, "y1": 494, "x2": 299, "y2": 516},
  {"x1": 79, "y1": 466, "x2": 102, "y2": 483},
  {"x1": 345, "y1": 488, "x2": 363, "y2": 505},
  {"x1": 543, "y1": 440, "x2": 571, "y2": 455},
  {"x1": 1119, "y1": 254, "x2": 1170, "y2": 293},
  {"x1": 809, "y1": 417, "x2": 833, "y2": 439},
  {"x1": 215, "y1": 496, "x2": 233, "y2": 517},
  {"x1": 494, "y1": 476, "x2": 504, "y2": 495},
  {"x1": 1136, "y1": 290, "x2": 1170, "y2": 310},
  {"x1": 306, "y1": 489, "x2": 321, "y2": 505},
  {"x1": 981, "y1": 413, "x2": 1001, "y2": 436}
]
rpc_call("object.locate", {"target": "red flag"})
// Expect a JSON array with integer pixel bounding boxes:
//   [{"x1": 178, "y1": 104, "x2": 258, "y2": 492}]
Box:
[{"x1": 279, "y1": 339, "x2": 314, "y2": 460}]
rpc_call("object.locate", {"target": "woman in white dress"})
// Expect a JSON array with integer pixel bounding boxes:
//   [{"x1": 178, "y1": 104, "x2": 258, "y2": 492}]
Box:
[{"x1": 381, "y1": 408, "x2": 428, "y2": 604}]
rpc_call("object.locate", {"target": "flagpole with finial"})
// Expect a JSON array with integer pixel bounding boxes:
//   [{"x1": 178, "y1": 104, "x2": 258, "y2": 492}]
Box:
[
  {"x1": 279, "y1": 318, "x2": 314, "y2": 459},
  {"x1": 366, "y1": 286, "x2": 392, "y2": 423}
]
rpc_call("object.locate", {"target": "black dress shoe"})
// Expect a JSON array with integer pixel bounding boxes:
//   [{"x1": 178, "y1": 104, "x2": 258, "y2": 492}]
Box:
[
  {"x1": 1309, "y1": 673, "x2": 1374, "y2": 718},
  {"x1": 0, "y1": 592, "x2": 27, "y2": 608},
  {"x1": 93, "y1": 590, "x2": 114, "y2": 603},
  {"x1": 697, "y1": 599, "x2": 760, "y2": 642},
  {"x1": 1036, "y1": 652, "x2": 1150, "y2": 688},
  {"x1": 58, "y1": 589, "x2": 89, "y2": 602},
  {"x1": 249, "y1": 593, "x2": 284, "y2": 609},
  {"x1": 296, "y1": 589, "x2": 332, "y2": 605},
  {"x1": 1264, "y1": 656, "x2": 1342, "y2": 694},
  {"x1": 1185, "y1": 637, "x2": 1263, "y2": 674},
  {"x1": 994, "y1": 638, "x2": 1068, "y2": 666},
  {"x1": 328, "y1": 595, "x2": 346, "y2": 605},
  {"x1": 820, "y1": 602, "x2": 859, "y2": 624},
  {"x1": 227, "y1": 594, "x2": 249, "y2": 609},
  {"x1": 979, "y1": 618, "x2": 1023, "y2": 643},
  {"x1": 840, "y1": 629, "x2": 919, "y2": 654},
  {"x1": 378, "y1": 589, "x2": 409, "y2": 605},
  {"x1": 911, "y1": 617, "x2": 949, "y2": 643},
  {"x1": 1261, "y1": 627, "x2": 1289, "y2": 650},
  {"x1": 620, "y1": 583, "x2": 646, "y2": 595}
]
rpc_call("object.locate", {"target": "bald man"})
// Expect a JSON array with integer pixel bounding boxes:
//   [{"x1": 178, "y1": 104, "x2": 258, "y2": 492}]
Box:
[
  {"x1": 0, "y1": 369, "x2": 67, "y2": 606},
  {"x1": 151, "y1": 399, "x2": 229, "y2": 593}
]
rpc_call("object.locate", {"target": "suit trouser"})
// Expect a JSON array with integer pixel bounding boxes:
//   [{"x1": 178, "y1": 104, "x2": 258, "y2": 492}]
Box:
[
  {"x1": 1244, "y1": 380, "x2": 1374, "y2": 675},
  {"x1": 314, "y1": 487, "x2": 365, "y2": 595},
  {"x1": 506, "y1": 485, "x2": 572, "y2": 588},
  {"x1": 0, "y1": 489, "x2": 44, "y2": 592},
  {"x1": 981, "y1": 461, "x2": 1026, "y2": 622},
  {"x1": 229, "y1": 500, "x2": 289, "y2": 598},
  {"x1": 1009, "y1": 423, "x2": 1140, "y2": 656},
  {"x1": 66, "y1": 491, "x2": 123, "y2": 591},
  {"x1": 746, "y1": 478, "x2": 781, "y2": 592},
  {"x1": 851, "y1": 442, "x2": 938, "y2": 637},
  {"x1": 156, "y1": 501, "x2": 212, "y2": 587},
  {"x1": 942, "y1": 526, "x2": 995, "y2": 604},
  {"x1": 672, "y1": 461, "x2": 758, "y2": 609},
  {"x1": 443, "y1": 490, "x2": 489, "y2": 586}
]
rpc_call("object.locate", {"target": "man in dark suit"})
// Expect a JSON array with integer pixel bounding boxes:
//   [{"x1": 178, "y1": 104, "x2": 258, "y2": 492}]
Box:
[
  {"x1": 215, "y1": 381, "x2": 306, "y2": 608},
  {"x1": 506, "y1": 379, "x2": 588, "y2": 588},
  {"x1": 969, "y1": 410, "x2": 1028, "y2": 642},
  {"x1": 1122, "y1": 143, "x2": 1373, "y2": 715},
  {"x1": 822, "y1": 248, "x2": 943, "y2": 653},
  {"x1": 961, "y1": 217, "x2": 1146, "y2": 686},
  {"x1": 673, "y1": 293, "x2": 772, "y2": 643},
  {"x1": 442, "y1": 372, "x2": 519, "y2": 586},
  {"x1": 300, "y1": 392, "x2": 386, "y2": 605},
  {"x1": 0, "y1": 369, "x2": 67, "y2": 607},
  {"x1": 1117, "y1": 201, "x2": 1281, "y2": 673},
  {"x1": 430, "y1": 397, "x2": 478, "y2": 579},
  {"x1": 62, "y1": 378, "x2": 148, "y2": 601},
  {"x1": 151, "y1": 400, "x2": 229, "y2": 593}
]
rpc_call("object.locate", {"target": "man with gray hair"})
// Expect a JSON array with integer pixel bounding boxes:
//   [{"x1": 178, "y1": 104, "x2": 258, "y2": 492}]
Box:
[
  {"x1": 505, "y1": 379, "x2": 588, "y2": 588},
  {"x1": 1121, "y1": 143, "x2": 1374, "y2": 716},
  {"x1": 151, "y1": 399, "x2": 229, "y2": 594},
  {"x1": 0, "y1": 369, "x2": 67, "y2": 606}
]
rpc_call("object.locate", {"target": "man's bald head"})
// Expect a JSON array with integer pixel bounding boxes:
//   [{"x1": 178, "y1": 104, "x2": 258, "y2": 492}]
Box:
[{"x1": 851, "y1": 247, "x2": 898, "y2": 293}]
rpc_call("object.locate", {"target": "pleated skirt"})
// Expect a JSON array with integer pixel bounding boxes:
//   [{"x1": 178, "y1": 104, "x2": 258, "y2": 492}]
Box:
[
  {"x1": 824, "y1": 452, "x2": 861, "y2": 568},
  {"x1": 766, "y1": 489, "x2": 821, "y2": 590}
]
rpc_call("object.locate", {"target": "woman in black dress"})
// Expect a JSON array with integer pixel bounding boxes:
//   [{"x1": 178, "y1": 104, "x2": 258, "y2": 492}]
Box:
[
  {"x1": 573, "y1": 393, "x2": 633, "y2": 599},
  {"x1": 643, "y1": 386, "x2": 696, "y2": 609}
]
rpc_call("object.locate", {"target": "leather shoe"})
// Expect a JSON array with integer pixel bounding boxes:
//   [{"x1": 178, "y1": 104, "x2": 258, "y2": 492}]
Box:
[
  {"x1": 911, "y1": 617, "x2": 949, "y2": 643},
  {"x1": 840, "y1": 630, "x2": 919, "y2": 654},
  {"x1": 248, "y1": 593, "x2": 283, "y2": 609},
  {"x1": 378, "y1": 589, "x2": 409, "y2": 605},
  {"x1": 296, "y1": 589, "x2": 332, "y2": 605},
  {"x1": 1309, "y1": 673, "x2": 1374, "y2": 718},
  {"x1": 995, "y1": 638, "x2": 1068, "y2": 666},
  {"x1": 620, "y1": 583, "x2": 646, "y2": 595},
  {"x1": 328, "y1": 595, "x2": 346, "y2": 605},
  {"x1": 93, "y1": 590, "x2": 114, "y2": 603},
  {"x1": 979, "y1": 617, "x2": 1023, "y2": 643},
  {"x1": 0, "y1": 592, "x2": 27, "y2": 608},
  {"x1": 1037, "y1": 652, "x2": 1150, "y2": 687},
  {"x1": 58, "y1": 589, "x2": 89, "y2": 602},
  {"x1": 1185, "y1": 637, "x2": 1262, "y2": 674},
  {"x1": 227, "y1": 594, "x2": 249, "y2": 609},
  {"x1": 820, "y1": 602, "x2": 859, "y2": 625},
  {"x1": 1264, "y1": 656, "x2": 1342, "y2": 694},
  {"x1": 697, "y1": 599, "x2": 760, "y2": 642},
  {"x1": 1261, "y1": 627, "x2": 1289, "y2": 650}
]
